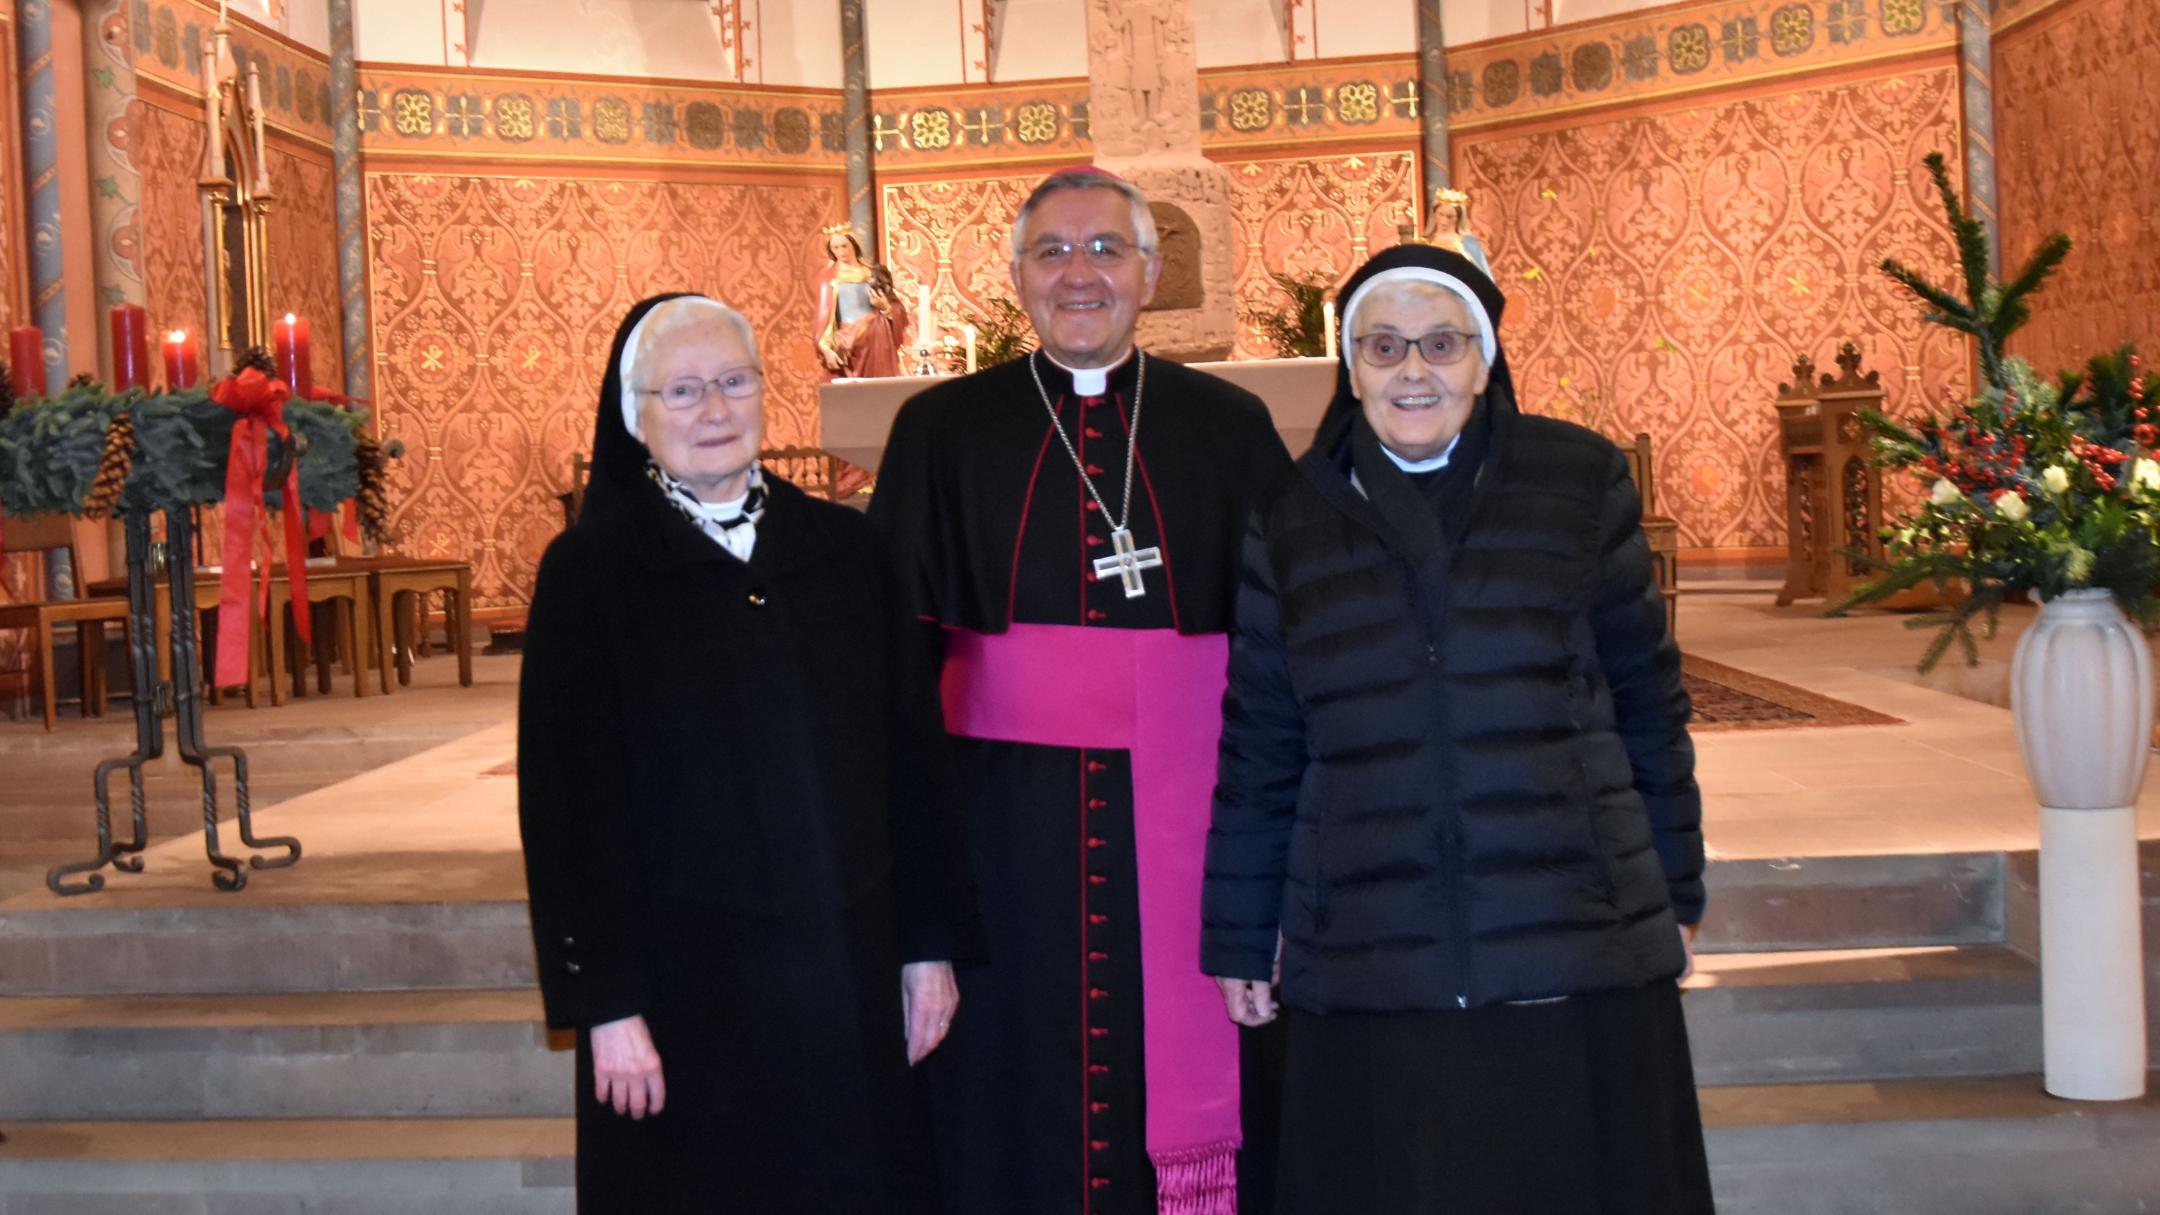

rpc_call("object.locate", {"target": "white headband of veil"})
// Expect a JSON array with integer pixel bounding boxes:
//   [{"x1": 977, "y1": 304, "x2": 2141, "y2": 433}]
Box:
[
  {"x1": 1337, "y1": 268, "x2": 1499, "y2": 368},
  {"x1": 618, "y1": 295, "x2": 735, "y2": 441}
]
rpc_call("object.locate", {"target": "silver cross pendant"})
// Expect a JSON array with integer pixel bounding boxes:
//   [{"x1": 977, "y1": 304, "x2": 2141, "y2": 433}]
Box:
[{"x1": 1091, "y1": 527, "x2": 1164, "y2": 599}]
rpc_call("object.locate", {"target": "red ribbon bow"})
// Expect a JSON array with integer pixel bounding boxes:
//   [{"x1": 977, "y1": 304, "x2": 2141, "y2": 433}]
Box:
[{"x1": 211, "y1": 368, "x2": 311, "y2": 688}]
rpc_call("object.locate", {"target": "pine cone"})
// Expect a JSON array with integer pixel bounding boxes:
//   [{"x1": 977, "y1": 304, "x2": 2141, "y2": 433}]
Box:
[
  {"x1": 67, "y1": 371, "x2": 99, "y2": 391},
  {"x1": 0, "y1": 367, "x2": 16, "y2": 419},
  {"x1": 354, "y1": 435, "x2": 395, "y2": 543},
  {"x1": 237, "y1": 346, "x2": 277, "y2": 376},
  {"x1": 83, "y1": 412, "x2": 136, "y2": 519}
]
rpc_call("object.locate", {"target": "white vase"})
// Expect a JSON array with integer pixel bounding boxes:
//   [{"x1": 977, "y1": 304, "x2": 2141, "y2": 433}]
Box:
[{"x1": 2010, "y1": 588, "x2": 2152, "y2": 1100}]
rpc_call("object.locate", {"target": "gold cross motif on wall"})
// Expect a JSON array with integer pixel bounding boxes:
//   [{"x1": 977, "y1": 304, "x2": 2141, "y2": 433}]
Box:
[
  {"x1": 960, "y1": 108, "x2": 1002, "y2": 145},
  {"x1": 1389, "y1": 81, "x2": 1420, "y2": 119},
  {"x1": 1284, "y1": 87, "x2": 1326, "y2": 123},
  {"x1": 872, "y1": 114, "x2": 903, "y2": 151}
]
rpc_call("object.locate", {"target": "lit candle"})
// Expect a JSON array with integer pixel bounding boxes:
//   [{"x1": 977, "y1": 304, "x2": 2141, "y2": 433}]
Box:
[
  {"x1": 964, "y1": 323, "x2": 978, "y2": 375},
  {"x1": 1323, "y1": 300, "x2": 1338, "y2": 360},
  {"x1": 109, "y1": 304, "x2": 151, "y2": 391},
  {"x1": 10, "y1": 325, "x2": 43, "y2": 398},
  {"x1": 163, "y1": 329, "x2": 201, "y2": 390},
  {"x1": 202, "y1": 49, "x2": 225, "y2": 180},
  {"x1": 246, "y1": 63, "x2": 270, "y2": 196},
  {"x1": 916, "y1": 284, "x2": 933, "y2": 351},
  {"x1": 273, "y1": 313, "x2": 312, "y2": 396}
]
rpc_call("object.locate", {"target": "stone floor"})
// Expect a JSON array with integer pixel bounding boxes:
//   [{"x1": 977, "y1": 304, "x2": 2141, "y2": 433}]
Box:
[{"x1": 5, "y1": 589, "x2": 2153, "y2": 911}]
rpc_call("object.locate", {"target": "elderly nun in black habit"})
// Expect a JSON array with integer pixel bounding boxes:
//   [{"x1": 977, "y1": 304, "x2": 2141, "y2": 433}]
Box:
[
  {"x1": 1201, "y1": 246, "x2": 1715, "y2": 1213},
  {"x1": 517, "y1": 292, "x2": 980, "y2": 1213}
]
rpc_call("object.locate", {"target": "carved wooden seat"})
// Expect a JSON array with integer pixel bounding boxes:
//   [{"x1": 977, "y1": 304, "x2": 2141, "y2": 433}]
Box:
[
  {"x1": 1774, "y1": 344, "x2": 1929, "y2": 608},
  {"x1": 1621, "y1": 433, "x2": 1680, "y2": 639}
]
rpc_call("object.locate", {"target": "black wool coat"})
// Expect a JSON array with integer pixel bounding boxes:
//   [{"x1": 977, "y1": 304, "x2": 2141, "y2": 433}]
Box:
[
  {"x1": 517, "y1": 293, "x2": 979, "y2": 1213},
  {"x1": 1200, "y1": 388, "x2": 1703, "y2": 1015}
]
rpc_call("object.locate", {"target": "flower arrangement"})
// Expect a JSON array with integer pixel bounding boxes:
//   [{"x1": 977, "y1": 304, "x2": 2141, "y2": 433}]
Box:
[{"x1": 1833, "y1": 153, "x2": 2160, "y2": 670}]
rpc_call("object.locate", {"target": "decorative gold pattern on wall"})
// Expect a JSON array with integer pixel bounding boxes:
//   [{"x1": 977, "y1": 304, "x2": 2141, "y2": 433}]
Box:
[
  {"x1": 264, "y1": 142, "x2": 344, "y2": 391},
  {"x1": 356, "y1": 66, "x2": 845, "y2": 169},
  {"x1": 1995, "y1": 0, "x2": 2160, "y2": 374},
  {"x1": 1457, "y1": 63, "x2": 1970, "y2": 551},
  {"x1": 1447, "y1": 0, "x2": 1958, "y2": 131},
  {"x1": 1222, "y1": 150, "x2": 1418, "y2": 359},
  {"x1": 879, "y1": 173, "x2": 1033, "y2": 344},
  {"x1": 365, "y1": 172, "x2": 843, "y2": 609},
  {"x1": 133, "y1": 0, "x2": 334, "y2": 145},
  {"x1": 133, "y1": 99, "x2": 207, "y2": 370}
]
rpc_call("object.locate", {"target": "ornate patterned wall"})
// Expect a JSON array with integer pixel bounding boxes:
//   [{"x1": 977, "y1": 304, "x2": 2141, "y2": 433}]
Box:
[
  {"x1": 1457, "y1": 63, "x2": 1970, "y2": 551},
  {"x1": 0, "y1": 6, "x2": 32, "y2": 684},
  {"x1": 1222, "y1": 150, "x2": 1417, "y2": 359},
  {"x1": 264, "y1": 141, "x2": 343, "y2": 391},
  {"x1": 1995, "y1": 0, "x2": 2160, "y2": 375},
  {"x1": 131, "y1": 97, "x2": 206, "y2": 350},
  {"x1": 364, "y1": 172, "x2": 843, "y2": 609}
]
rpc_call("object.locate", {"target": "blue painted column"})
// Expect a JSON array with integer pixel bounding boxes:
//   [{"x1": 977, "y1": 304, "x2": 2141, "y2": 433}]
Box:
[
  {"x1": 1415, "y1": 0, "x2": 1452, "y2": 207},
  {"x1": 1955, "y1": 0, "x2": 2001, "y2": 273},
  {"x1": 329, "y1": 0, "x2": 372, "y2": 401},
  {"x1": 840, "y1": 0, "x2": 873, "y2": 248},
  {"x1": 17, "y1": 0, "x2": 66, "y2": 394}
]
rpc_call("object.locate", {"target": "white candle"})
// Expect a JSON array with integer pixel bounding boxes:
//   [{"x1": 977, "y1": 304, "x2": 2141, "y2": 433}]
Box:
[
  {"x1": 964, "y1": 323, "x2": 978, "y2": 374},
  {"x1": 203, "y1": 50, "x2": 224, "y2": 180},
  {"x1": 1323, "y1": 300, "x2": 1338, "y2": 360},
  {"x1": 916, "y1": 284, "x2": 933, "y2": 349}
]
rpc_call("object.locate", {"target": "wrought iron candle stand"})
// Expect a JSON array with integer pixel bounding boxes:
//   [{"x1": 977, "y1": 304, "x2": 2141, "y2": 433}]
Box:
[{"x1": 45, "y1": 507, "x2": 303, "y2": 894}]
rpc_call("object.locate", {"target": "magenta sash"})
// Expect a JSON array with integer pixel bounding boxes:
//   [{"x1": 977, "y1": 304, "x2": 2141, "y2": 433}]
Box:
[{"x1": 941, "y1": 622, "x2": 1240, "y2": 1215}]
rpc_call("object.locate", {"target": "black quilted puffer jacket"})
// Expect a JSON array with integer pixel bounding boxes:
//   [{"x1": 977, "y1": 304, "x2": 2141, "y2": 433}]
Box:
[{"x1": 1200, "y1": 253, "x2": 1702, "y2": 1014}]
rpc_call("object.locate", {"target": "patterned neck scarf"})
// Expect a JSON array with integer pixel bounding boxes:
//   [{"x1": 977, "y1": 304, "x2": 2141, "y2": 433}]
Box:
[{"x1": 646, "y1": 460, "x2": 767, "y2": 562}]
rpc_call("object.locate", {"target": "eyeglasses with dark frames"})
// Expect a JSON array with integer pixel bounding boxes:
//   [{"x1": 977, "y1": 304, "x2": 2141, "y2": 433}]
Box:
[
  {"x1": 634, "y1": 368, "x2": 764, "y2": 411},
  {"x1": 1352, "y1": 329, "x2": 1482, "y2": 368}
]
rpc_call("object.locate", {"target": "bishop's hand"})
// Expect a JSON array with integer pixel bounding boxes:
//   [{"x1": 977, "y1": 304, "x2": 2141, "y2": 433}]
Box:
[{"x1": 902, "y1": 961, "x2": 960, "y2": 1065}]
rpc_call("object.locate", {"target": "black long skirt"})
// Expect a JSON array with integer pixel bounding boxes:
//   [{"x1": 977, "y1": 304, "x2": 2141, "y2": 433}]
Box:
[
  {"x1": 1276, "y1": 982, "x2": 1713, "y2": 1215},
  {"x1": 572, "y1": 891, "x2": 934, "y2": 1215}
]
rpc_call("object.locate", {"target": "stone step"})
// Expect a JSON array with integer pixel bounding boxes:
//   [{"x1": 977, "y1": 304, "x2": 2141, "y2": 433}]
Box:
[
  {"x1": 0, "y1": 990, "x2": 569, "y2": 1122},
  {"x1": 1, "y1": 849, "x2": 2016, "y2": 998},
  {"x1": 3, "y1": 1078, "x2": 2153, "y2": 1214},
  {"x1": 1698, "y1": 851, "x2": 2004, "y2": 953},
  {"x1": 1703, "y1": 1074, "x2": 2160, "y2": 1214},
  {"x1": 0, "y1": 947, "x2": 2048, "y2": 1123},
  {"x1": 1683, "y1": 945, "x2": 2040, "y2": 1085},
  {"x1": 0, "y1": 1117, "x2": 574, "y2": 1214}
]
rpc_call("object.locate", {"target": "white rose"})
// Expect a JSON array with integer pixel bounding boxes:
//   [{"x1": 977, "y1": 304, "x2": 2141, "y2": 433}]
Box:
[
  {"x1": 1930, "y1": 478, "x2": 1961, "y2": 506},
  {"x1": 2041, "y1": 466, "x2": 2071, "y2": 495},
  {"x1": 1995, "y1": 491, "x2": 2030, "y2": 522},
  {"x1": 2133, "y1": 459, "x2": 2160, "y2": 492}
]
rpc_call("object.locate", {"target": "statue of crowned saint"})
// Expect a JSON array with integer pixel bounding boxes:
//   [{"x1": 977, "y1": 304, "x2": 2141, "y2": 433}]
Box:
[
  {"x1": 1401, "y1": 187, "x2": 1493, "y2": 277},
  {"x1": 814, "y1": 223, "x2": 912, "y2": 379}
]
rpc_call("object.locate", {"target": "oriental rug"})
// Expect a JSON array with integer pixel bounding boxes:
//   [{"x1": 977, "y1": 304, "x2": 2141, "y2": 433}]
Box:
[{"x1": 1682, "y1": 654, "x2": 1904, "y2": 732}]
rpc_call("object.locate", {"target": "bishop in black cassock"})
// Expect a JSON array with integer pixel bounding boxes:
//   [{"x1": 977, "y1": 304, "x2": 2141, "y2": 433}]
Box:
[{"x1": 870, "y1": 340, "x2": 1291, "y2": 1213}]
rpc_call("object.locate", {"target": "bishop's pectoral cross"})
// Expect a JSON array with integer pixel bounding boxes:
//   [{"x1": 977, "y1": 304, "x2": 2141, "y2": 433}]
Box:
[{"x1": 1092, "y1": 527, "x2": 1163, "y2": 599}]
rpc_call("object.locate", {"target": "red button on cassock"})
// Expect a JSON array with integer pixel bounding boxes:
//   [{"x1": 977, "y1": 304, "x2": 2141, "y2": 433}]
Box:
[
  {"x1": 1091, "y1": 1178, "x2": 1112, "y2": 1190},
  {"x1": 1087, "y1": 874, "x2": 1107, "y2": 885},
  {"x1": 1088, "y1": 798, "x2": 1107, "y2": 809},
  {"x1": 1089, "y1": 950, "x2": 1109, "y2": 961},
  {"x1": 1088, "y1": 913, "x2": 1108, "y2": 924},
  {"x1": 1086, "y1": 609, "x2": 1107, "y2": 621},
  {"x1": 1086, "y1": 535, "x2": 1106, "y2": 548},
  {"x1": 1090, "y1": 987, "x2": 1109, "y2": 1000},
  {"x1": 1089, "y1": 1028, "x2": 1110, "y2": 1039},
  {"x1": 1087, "y1": 761, "x2": 1107, "y2": 773}
]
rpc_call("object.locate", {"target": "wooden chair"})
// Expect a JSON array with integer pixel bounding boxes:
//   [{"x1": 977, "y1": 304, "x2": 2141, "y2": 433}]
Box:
[
  {"x1": 365, "y1": 555, "x2": 474, "y2": 694},
  {"x1": 1621, "y1": 432, "x2": 1681, "y2": 639},
  {"x1": 0, "y1": 513, "x2": 133, "y2": 730},
  {"x1": 265, "y1": 561, "x2": 374, "y2": 703},
  {"x1": 559, "y1": 453, "x2": 592, "y2": 526}
]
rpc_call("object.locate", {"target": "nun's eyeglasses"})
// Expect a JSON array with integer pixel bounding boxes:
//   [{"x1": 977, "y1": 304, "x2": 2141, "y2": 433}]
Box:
[
  {"x1": 1353, "y1": 330, "x2": 1481, "y2": 368},
  {"x1": 635, "y1": 368, "x2": 764, "y2": 410}
]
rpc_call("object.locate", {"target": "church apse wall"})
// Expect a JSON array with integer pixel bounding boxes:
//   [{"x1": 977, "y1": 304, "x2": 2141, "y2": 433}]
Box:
[
  {"x1": 1994, "y1": 0, "x2": 2160, "y2": 379},
  {"x1": 356, "y1": 68, "x2": 845, "y2": 609}
]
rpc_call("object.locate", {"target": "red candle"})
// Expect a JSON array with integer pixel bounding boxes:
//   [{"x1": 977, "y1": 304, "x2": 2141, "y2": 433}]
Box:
[
  {"x1": 162, "y1": 329, "x2": 201, "y2": 390},
  {"x1": 273, "y1": 313, "x2": 312, "y2": 396},
  {"x1": 109, "y1": 304, "x2": 150, "y2": 391},
  {"x1": 9, "y1": 324, "x2": 42, "y2": 398}
]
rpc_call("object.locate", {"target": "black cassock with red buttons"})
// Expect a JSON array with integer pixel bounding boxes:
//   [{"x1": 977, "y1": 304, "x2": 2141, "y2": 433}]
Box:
[{"x1": 872, "y1": 350, "x2": 1293, "y2": 1215}]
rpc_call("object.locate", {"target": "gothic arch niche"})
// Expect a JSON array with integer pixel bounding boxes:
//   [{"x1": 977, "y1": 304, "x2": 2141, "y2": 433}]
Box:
[{"x1": 201, "y1": 45, "x2": 275, "y2": 370}]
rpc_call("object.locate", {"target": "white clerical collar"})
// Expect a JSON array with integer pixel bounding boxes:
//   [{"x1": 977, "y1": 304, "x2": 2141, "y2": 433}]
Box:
[
  {"x1": 1043, "y1": 348, "x2": 1134, "y2": 397},
  {"x1": 1382, "y1": 433, "x2": 1462, "y2": 473}
]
